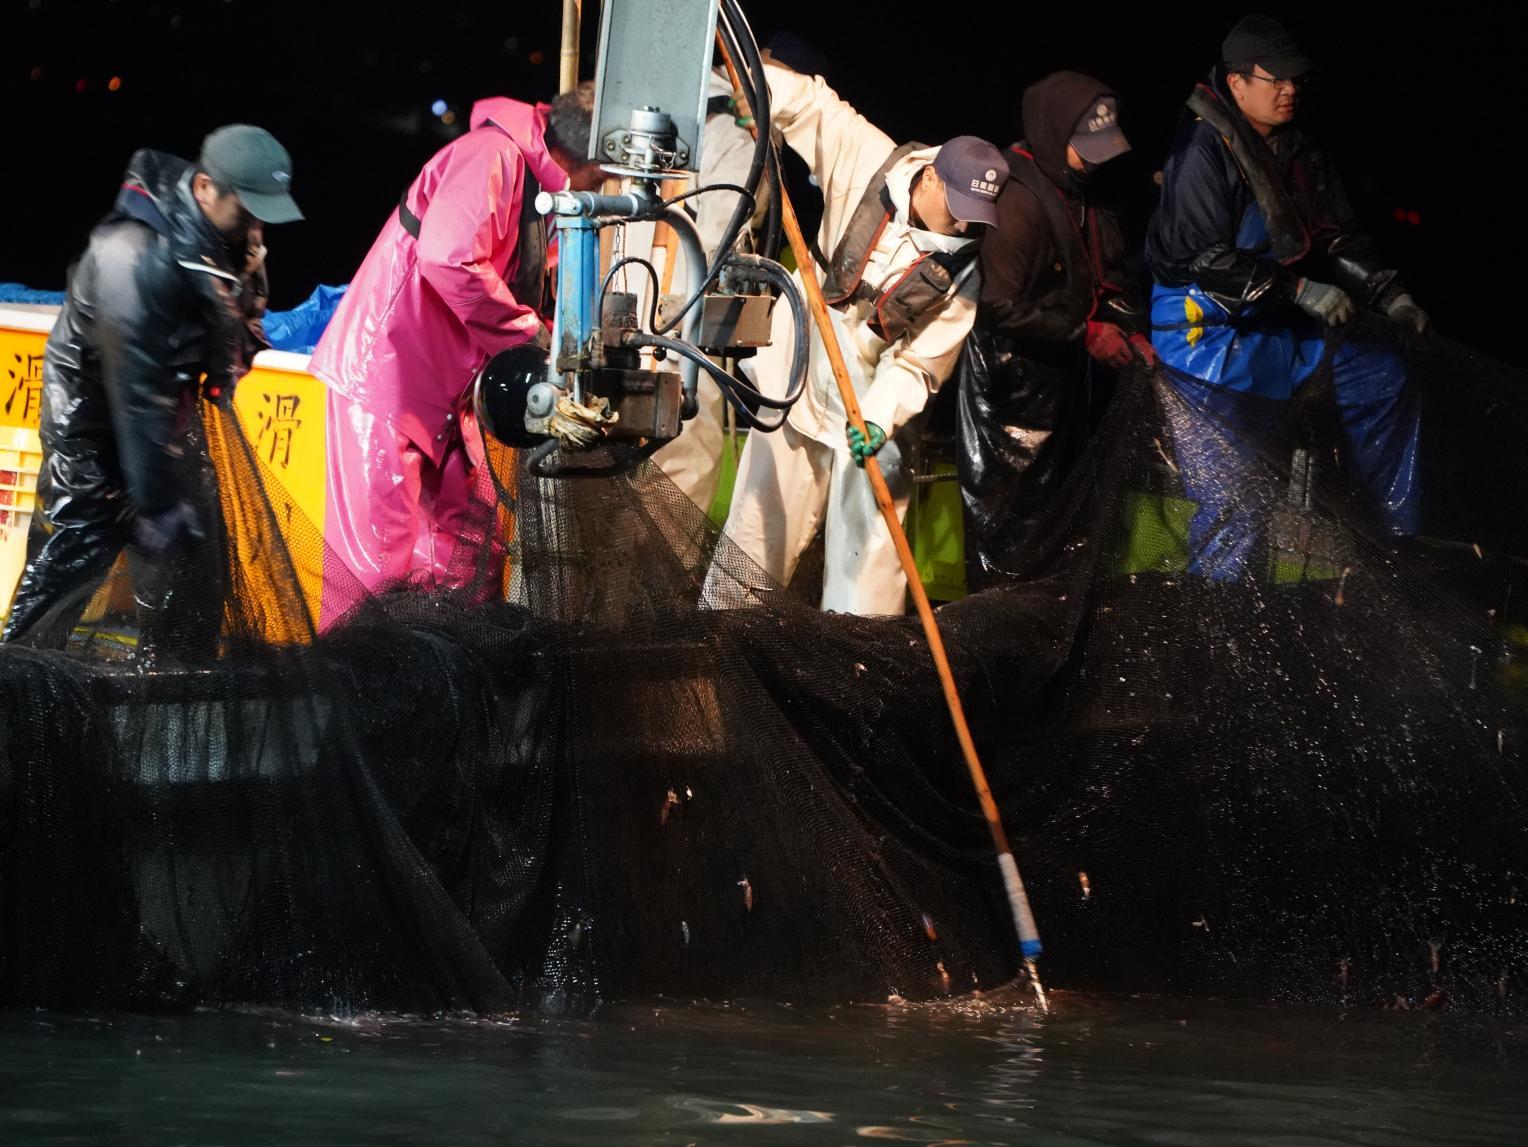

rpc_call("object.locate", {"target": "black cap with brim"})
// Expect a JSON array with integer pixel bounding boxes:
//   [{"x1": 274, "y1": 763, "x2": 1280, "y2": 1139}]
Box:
[
  {"x1": 1222, "y1": 14, "x2": 1316, "y2": 80},
  {"x1": 1070, "y1": 95, "x2": 1132, "y2": 166},
  {"x1": 232, "y1": 188, "x2": 304, "y2": 225},
  {"x1": 1072, "y1": 127, "x2": 1131, "y2": 166},
  {"x1": 199, "y1": 124, "x2": 304, "y2": 224},
  {"x1": 1256, "y1": 50, "x2": 1317, "y2": 80}
]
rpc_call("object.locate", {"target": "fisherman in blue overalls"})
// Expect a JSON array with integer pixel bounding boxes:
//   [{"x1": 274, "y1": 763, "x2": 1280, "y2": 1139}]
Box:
[{"x1": 1146, "y1": 14, "x2": 1431, "y2": 580}]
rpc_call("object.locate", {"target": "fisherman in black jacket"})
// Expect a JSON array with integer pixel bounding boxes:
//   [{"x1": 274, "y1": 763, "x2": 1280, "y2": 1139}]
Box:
[
  {"x1": 1146, "y1": 15, "x2": 1428, "y2": 580},
  {"x1": 3, "y1": 125, "x2": 302, "y2": 651},
  {"x1": 956, "y1": 71, "x2": 1147, "y2": 586}
]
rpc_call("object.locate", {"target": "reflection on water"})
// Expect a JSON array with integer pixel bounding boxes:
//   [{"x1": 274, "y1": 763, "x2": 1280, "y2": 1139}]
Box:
[
  {"x1": 668, "y1": 1097, "x2": 834, "y2": 1124},
  {"x1": 2, "y1": 989, "x2": 1525, "y2": 1144}
]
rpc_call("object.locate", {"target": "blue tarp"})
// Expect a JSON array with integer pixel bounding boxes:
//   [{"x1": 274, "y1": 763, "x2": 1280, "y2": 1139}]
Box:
[
  {"x1": 262, "y1": 284, "x2": 348, "y2": 354},
  {"x1": 0, "y1": 282, "x2": 66, "y2": 305},
  {"x1": 1, "y1": 281, "x2": 346, "y2": 356}
]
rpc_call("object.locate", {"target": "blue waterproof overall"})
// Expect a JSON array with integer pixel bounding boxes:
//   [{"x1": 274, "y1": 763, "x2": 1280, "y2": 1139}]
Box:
[{"x1": 1151, "y1": 205, "x2": 1418, "y2": 580}]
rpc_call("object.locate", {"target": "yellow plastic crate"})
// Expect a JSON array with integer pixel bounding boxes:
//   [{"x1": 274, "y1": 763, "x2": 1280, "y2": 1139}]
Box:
[
  {"x1": 0, "y1": 427, "x2": 43, "y2": 476},
  {"x1": 0, "y1": 426, "x2": 42, "y2": 623},
  {"x1": 1, "y1": 508, "x2": 31, "y2": 622}
]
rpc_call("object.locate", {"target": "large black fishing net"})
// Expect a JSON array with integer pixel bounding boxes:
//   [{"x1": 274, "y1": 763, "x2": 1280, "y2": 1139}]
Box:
[{"x1": 2, "y1": 318, "x2": 1526, "y2": 1015}]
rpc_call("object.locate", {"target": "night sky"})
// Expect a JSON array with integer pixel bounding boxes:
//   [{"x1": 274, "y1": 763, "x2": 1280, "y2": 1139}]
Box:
[{"x1": 3, "y1": 2, "x2": 1522, "y2": 364}]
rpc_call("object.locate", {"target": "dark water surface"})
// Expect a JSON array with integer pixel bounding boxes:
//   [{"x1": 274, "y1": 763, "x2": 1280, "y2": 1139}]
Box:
[{"x1": 3, "y1": 989, "x2": 1524, "y2": 1144}]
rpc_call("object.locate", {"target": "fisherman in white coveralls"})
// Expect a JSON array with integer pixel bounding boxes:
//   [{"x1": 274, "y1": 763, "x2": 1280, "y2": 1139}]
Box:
[
  {"x1": 714, "y1": 61, "x2": 1007, "y2": 614},
  {"x1": 642, "y1": 66, "x2": 770, "y2": 512}
]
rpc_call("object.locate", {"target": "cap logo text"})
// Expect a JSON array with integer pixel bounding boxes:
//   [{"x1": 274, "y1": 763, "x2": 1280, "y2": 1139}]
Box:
[{"x1": 1086, "y1": 103, "x2": 1116, "y2": 132}]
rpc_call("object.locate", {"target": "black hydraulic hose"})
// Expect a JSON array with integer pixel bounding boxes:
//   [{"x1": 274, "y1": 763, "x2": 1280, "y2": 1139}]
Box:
[
  {"x1": 626, "y1": 256, "x2": 808, "y2": 433},
  {"x1": 723, "y1": 253, "x2": 808, "y2": 410},
  {"x1": 625, "y1": 331, "x2": 737, "y2": 389},
  {"x1": 598, "y1": 256, "x2": 662, "y2": 332},
  {"x1": 700, "y1": 362, "x2": 796, "y2": 432},
  {"x1": 716, "y1": 0, "x2": 770, "y2": 260},
  {"x1": 656, "y1": 0, "x2": 770, "y2": 336},
  {"x1": 709, "y1": 6, "x2": 767, "y2": 259},
  {"x1": 761, "y1": 143, "x2": 783, "y2": 262},
  {"x1": 621, "y1": 332, "x2": 781, "y2": 431},
  {"x1": 661, "y1": 182, "x2": 756, "y2": 217},
  {"x1": 713, "y1": 376, "x2": 790, "y2": 432}
]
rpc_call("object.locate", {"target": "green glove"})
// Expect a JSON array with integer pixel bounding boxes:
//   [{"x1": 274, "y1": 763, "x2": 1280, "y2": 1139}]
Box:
[
  {"x1": 846, "y1": 421, "x2": 886, "y2": 468},
  {"x1": 726, "y1": 96, "x2": 754, "y2": 130}
]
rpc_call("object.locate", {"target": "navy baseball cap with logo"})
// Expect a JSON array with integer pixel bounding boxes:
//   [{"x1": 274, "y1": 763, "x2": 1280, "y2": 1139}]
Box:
[
  {"x1": 1070, "y1": 95, "x2": 1131, "y2": 166},
  {"x1": 933, "y1": 136, "x2": 1007, "y2": 227},
  {"x1": 198, "y1": 124, "x2": 304, "y2": 224}
]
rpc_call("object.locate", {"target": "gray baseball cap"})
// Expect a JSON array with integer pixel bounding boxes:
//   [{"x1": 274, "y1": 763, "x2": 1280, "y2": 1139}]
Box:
[
  {"x1": 198, "y1": 124, "x2": 303, "y2": 224},
  {"x1": 1070, "y1": 95, "x2": 1131, "y2": 166},
  {"x1": 933, "y1": 136, "x2": 1007, "y2": 227}
]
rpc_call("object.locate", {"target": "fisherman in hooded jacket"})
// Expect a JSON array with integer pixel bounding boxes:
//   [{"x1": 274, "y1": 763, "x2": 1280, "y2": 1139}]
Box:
[
  {"x1": 3, "y1": 125, "x2": 301, "y2": 653},
  {"x1": 956, "y1": 71, "x2": 1148, "y2": 588},
  {"x1": 308, "y1": 86, "x2": 604, "y2": 628},
  {"x1": 1146, "y1": 15, "x2": 1430, "y2": 580}
]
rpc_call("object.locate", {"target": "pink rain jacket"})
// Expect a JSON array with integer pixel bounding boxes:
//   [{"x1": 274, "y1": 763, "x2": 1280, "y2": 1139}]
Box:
[{"x1": 310, "y1": 97, "x2": 568, "y2": 462}]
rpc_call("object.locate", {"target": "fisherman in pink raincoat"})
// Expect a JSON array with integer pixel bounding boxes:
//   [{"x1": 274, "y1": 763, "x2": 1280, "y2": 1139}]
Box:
[{"x1": 310, "y1": 84, "x2": 604, "y2": 627}]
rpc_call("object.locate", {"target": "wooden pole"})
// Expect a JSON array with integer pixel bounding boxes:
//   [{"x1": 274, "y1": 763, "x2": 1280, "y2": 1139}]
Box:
[
  {"x1": 559, "y1": 0, "x2": 581, "y2": 94},
  {"x1": 716, "y1": 39, "x2": 1048, "y2": 1010}
]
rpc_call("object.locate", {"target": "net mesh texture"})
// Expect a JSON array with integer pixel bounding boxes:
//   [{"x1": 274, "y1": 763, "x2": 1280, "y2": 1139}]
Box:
[{"x1": 2, "y1": 317, "x2": 1525, "y2": 1016}]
